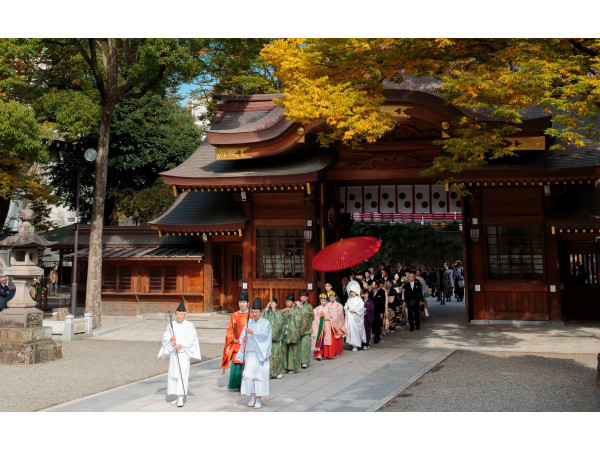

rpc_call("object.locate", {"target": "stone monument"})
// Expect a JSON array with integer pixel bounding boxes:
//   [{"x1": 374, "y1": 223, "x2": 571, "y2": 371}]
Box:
[{"x1": 0, "y1": 207, "x2": 62, "y2": 364}]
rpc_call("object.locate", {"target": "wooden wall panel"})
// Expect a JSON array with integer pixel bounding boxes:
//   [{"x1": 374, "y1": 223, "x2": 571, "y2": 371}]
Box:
[
  {"x1": 101, "y1": 294, "x2": 204, "y2": 315},
  {"x1": 481, "y1": 187, "x2": 542, "y2": 217},
  {"x1": 253, "y1": 192, "x2": 307, "y2": 220},
  {"x1": 483, "y1": 288, "x2": 548, "y2": 320},
  {"x1": 186, "y1": 265, "x2": 204, "y2": 293}
]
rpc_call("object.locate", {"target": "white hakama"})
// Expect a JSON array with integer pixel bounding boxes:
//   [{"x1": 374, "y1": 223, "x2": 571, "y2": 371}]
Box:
[
  {"x1": 344, "y1": 295, "x2": 366, "y2": 348},
  {"x1": 234, "y1": 316, "x2": 272, "y2": 397},
  {"x1": 158, "y1": 320, "x2": 201, "y2": 396}
]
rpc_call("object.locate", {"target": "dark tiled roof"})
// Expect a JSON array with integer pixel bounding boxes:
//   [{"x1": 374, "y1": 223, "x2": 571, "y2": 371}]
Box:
[
  {"x1": 149, "y1": 191, "x2": 247, "y2": 232},
  {"x1": 208, "y1": 94, "x2": 284, "y2": 135},
  {"x1": 160, "y1": 142, "x2": 337, "y2": 186},
  {"x1": 383, "y1": 75, "x2": 551, "y2": 121},
  {"x1": 49, "y1": 226, "x2": 202, "y2": 249},
  {"x1": 459, "y1": 142, "x2": 600, "y2": 178},
  {"x1": 67, "y1": 246, "x2": 205, "y2": 260}
]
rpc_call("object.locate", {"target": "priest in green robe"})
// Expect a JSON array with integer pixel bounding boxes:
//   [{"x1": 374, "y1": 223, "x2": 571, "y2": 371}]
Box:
[
  {"x1": 262, "y1": 296, "x2": 284, "y2": 379},
  {"x1": 298, "y1": 290, "x2": 314, "y2": 369},
  {"x1": 281, "y1": 293, "x2": 301, "y2": 374}
]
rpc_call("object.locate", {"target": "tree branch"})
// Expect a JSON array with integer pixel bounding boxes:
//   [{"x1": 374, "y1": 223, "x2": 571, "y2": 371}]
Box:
[
  {"x1": 71, "y1": 39, "x2": 106, "y2": 100},
  {"x1": 118, "y1": 64, "x2": 167, "y2": 101},
  {"x1": 568, "y1": 39, "x2": 599, "y2": 57}
]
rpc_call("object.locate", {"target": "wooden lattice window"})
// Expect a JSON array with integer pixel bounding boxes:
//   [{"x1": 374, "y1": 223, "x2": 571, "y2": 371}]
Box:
[
  {"x1": 487, "y1": 226, "x2": 543, "y2": 280},
  {"x1": 148, "y1": 265, "x2": 179, "y2": 292},
  {"x1": 102, "y1": 265, "x2": 132, "y2": 292},
  {"x1": 256, "y1": 229, "x2": 305, "y2": 279}
]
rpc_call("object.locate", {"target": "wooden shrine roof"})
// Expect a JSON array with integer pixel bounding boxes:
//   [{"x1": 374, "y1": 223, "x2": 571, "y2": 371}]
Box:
[
  {"x1": 148, "y1": 191, "x2": 248, "y2": 233},
  {"x1": 46, "y1": 225, "x2": 202, "y2": 249},
  {"x1": 458, "y1": 140, "x2": 600, "y2": 183},
  {"x1": 160, "y1": 141, "x2": 337, "y2": 188},
  {"x1": 66, "y1": 246, "x2": 205, "y2": 261}
]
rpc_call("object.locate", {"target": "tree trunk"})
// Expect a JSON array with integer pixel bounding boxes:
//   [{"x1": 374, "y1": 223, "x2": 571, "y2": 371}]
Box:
[
  {"x1": 0, "y1": 197, "x2": 11, "y2": 232},
  {"x1": 85, "y1": 105, "x2": 113, "y2": 328}
]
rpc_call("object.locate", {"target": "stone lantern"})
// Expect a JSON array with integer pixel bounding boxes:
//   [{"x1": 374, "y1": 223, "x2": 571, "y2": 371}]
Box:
[{"x1": 0, "y1": 207, "x2": 62, "y2": 364}]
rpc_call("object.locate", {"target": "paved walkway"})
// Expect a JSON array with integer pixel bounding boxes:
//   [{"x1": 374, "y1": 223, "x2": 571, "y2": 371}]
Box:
[{"x1": 43, "y1": 300, "x2": 600, "y2": 412}]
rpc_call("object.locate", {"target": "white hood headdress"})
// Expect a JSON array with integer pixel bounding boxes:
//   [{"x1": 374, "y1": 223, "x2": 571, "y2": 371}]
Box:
[{"x1": 347, "y1": 280, "x2": 362, "y2": 297}]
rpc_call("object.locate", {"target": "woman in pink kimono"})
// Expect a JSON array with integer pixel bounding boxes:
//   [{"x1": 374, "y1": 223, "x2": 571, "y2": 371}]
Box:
[
  {"x1": 311, "y1": 293, "x2": 334, "y2": 360},
  {"x1": 327, "y1": 290, "x2": 346, "y2": 356}
]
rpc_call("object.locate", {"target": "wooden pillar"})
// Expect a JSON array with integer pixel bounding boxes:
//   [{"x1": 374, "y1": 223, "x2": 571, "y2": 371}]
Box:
[
  {"x1": 306, "y1": 184, "x2": 319, "y2": 306},
  {"x1": 242, "y1": 195, "x2": 254, "y2": 299},
  {"x1": 468, "y1": 191, "x2": 486, "y2": 320},
  {"x1": 461, "y1": 192, "x2": 471, "y2": 322},
  {"x1": 544, "y1": 225, "x2": 562, "y2": 321},
  {"x1": 203, "y1": 240, "x2": 213, "y2": 312}
]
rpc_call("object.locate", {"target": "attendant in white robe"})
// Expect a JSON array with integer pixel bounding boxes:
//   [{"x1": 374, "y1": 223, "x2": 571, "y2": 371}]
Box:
[
  {"x1": 234, "y1": 297, "x2": 272, "y2": 409},
  {"x1": 158, "y1": 300, "x2": 201, "y2": 407},
  {"x1": 344, "y1": 280, "x2": 366, "y2": 351}
]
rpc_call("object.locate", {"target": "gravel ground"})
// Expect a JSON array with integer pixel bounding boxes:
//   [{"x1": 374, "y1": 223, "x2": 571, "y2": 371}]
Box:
[
  {"x1": 0, "y1": 341, "x2": 223, "y2": 412},
  {"x1": 379, "y1": 350, "x2": 600, "y2": 412}
]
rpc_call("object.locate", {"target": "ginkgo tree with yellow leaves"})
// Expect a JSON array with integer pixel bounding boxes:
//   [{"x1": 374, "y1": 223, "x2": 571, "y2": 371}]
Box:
[{"x1": 261, "y1": 38, "x2": 600, "y2": 178}]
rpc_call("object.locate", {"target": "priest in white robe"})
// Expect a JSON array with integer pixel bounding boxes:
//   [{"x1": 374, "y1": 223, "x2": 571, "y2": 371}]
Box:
[
  {"x1": 234, "y1": 297, "x2": 272, "y2": 409},
  {"x1": 344, "y1": 280, "x2": 366, "y2": 351},
  {"x1": 158, "y1": 300, "x2": 201, "y2": 407}
]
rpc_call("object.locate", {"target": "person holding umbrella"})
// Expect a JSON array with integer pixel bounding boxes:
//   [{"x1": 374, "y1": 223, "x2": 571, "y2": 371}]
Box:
[{"x1": 157, "y1": 300, "x2": 201, "y2": 407}]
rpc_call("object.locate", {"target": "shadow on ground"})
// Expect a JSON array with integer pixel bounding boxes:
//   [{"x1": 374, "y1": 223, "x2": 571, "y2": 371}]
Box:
[{"x1": 379, "y1": 350, "x2": 600, "y2": 412}]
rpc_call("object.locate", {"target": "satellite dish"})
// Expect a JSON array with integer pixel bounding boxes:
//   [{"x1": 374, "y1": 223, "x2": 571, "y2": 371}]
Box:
[{"x1": 84, "y1": 148, "x2": 98, "y2": 162}]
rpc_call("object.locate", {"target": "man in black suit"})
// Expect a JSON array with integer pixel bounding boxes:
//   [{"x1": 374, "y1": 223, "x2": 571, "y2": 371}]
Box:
[
  {"x1": 369, "y1": 279, "x2": 386, "y2": 344},
  {"x1": 0, "y1": 276, "x2": 11, "y2": 311},
  {"x1": 402, "y1": 271, "x2": 424, "y2": 332},
  {"x1": 338, "y1": 277, "x2": 349, "y2": 306},
  {"x1": 375, "y1": 262, "x2": 387, "y2": 281}
]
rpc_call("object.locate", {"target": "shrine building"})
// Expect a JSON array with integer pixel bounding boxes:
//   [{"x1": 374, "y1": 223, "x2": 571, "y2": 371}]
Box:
[{"x1": 55, "y1": 76, "x2": 600, "y2": 322}]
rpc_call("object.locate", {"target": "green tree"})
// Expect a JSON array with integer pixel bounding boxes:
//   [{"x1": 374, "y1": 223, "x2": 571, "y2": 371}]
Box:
[
  {"x1": 1, "y1": 38, "x2": 206, "y2": 327},
  {"x1": 0, "y1": 99, "x2": 55, "y2": 230},
  {"x1": 46, "y1": 94, "x2": 203, "y2": 224},
  {"x1": 262, "y1": 39, "x2": 600, "y2": 179},
  {"x1": 350, "y1": 222, "x2": 463, "y2": 272},
  {"x1": 187, "y1": 38, "x2": 280, "y2": 120}
]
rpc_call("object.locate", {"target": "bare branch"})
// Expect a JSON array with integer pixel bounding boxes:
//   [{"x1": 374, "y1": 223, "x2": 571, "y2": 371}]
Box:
[
  {"x1": 118, "y1": 65, "x2": 167, "y2": 101},
  {"x1": 71, "y1": 39, "x2": 106, "y2": 100},
  {"x1": 568, "y1": 39, "x2": 599, "y2": 57}
]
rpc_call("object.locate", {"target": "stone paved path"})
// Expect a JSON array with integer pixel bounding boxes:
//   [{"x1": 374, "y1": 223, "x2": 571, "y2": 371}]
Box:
[
  {"x1": 42, "y1": 299, "x2": 600, "y2": 412},
  {"x1": 44, "y1": 335, "x2": 451, "y2": 412}
]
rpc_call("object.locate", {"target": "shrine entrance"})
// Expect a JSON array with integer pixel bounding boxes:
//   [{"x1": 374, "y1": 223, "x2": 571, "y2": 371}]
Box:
[{"x1": 559, "y1": 240, "x2": 600, "y2": 320}]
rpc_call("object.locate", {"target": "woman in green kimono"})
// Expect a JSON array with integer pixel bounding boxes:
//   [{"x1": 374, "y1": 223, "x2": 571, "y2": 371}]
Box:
[
  {"x1": 281, "y1": 293, "x2": 302, "y2": 374},
  {"x1": 263, "y1": 296, "x2": 284, "y2": 379}
]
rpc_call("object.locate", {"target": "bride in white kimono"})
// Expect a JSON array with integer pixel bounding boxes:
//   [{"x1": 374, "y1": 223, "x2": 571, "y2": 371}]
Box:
[
  {"x1": 344, "y1": 281, "x2": 366, "y2": 351},
  {"x1": 158, "y1": 300, "x2": 201, "y2": 407}
]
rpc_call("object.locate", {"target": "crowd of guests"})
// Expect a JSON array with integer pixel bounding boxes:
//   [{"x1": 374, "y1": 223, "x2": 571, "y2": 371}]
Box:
[{"x1": 220, "y1": 260, "x2": 463, "y2": 408}]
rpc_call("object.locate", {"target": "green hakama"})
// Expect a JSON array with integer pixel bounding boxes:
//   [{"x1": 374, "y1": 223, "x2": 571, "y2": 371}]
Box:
[
  {"x1": 282, "y1": 307, "x2": 302, "y2": 372},
  {"x1": 299, "y1": 302, "x2": 314, "y2": 366},
  {"x1": 263, "y1": 309, "x2": 284, "y2": 376}
]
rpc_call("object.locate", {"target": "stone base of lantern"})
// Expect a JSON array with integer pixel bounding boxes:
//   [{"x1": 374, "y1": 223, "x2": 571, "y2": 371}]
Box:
[{"x1": 0, "y1": 308, "x2": 62, "y2": 364}]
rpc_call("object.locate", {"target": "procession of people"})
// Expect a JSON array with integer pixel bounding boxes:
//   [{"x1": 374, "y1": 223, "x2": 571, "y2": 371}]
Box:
[{"x1": 160, "y1": 259, "x2": 462, "y2": 409}]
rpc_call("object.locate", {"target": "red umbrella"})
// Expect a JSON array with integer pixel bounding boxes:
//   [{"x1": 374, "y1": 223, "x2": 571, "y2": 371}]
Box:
[{"x1": 312, "y1": 236, "x2": 382, "y2": 272}]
